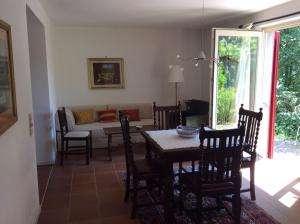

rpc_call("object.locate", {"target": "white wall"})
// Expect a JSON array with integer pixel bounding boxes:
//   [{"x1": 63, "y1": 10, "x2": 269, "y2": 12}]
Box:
[
  {"x1": 0, "y1": 0, "x2": 39, "y2": 223},
  {"x1": 0, "y1": 0, "x2": 55, "y2": 223},
  {"x1": 53, "y1": 27, "x2": 205, "y2": 107}
]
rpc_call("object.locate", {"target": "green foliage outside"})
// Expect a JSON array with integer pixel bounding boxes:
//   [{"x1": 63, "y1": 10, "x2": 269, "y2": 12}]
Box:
[
  {"x1": 217, "y1": 37, "x2": 240, "y2": 125},
  {"x1": 217, "y1": 36, "x2": 258, "y2": 125},
  {"x1": 275, "y1": 27, "x2": 300, "y2": 140}
]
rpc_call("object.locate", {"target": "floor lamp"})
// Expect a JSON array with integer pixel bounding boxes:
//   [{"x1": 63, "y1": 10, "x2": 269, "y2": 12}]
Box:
[{"x1": 168, "y1": 65, "x2": 184, "y2": 105}]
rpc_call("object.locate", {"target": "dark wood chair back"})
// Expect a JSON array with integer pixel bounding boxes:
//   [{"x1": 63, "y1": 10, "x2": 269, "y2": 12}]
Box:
[
  {"x1": 57, "y1": 107, "x2": 69, "y2": 136},
  {"x1": 238, "y1": 104, "x2": 263, "y2": 154},
  {"x1": 119, "y1": 114, "x2": 135, "y2": 169},
  {"x1": 199, "y1": 124, "x2": 245, "y2": 184},
  {"x1": 153, "y1": 101, "x2": 182, "y2": 130}
]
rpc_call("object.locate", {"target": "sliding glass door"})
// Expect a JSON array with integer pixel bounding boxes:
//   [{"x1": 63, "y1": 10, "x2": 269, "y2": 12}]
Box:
[{"x1": 211, "y1": 29, "x2": 262, "y2": 129}]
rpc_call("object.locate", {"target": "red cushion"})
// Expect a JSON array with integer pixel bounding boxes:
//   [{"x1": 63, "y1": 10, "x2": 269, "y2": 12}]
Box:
[
  {"x1": 97, "y1": 109, "x2": 117, "y2": 122},
  {"x1": 119, "y1": 109, "x2": 140, "y2": 121}
]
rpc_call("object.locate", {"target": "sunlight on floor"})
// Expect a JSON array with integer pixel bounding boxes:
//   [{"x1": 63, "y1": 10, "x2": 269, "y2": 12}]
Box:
[
  {"x1": 292, "y1": 182, "x2": 300, "y2": 192},
  {"x1": 241, "y1": 154, "x2": 300, "y2": 197},
  {"x1": 279, "y1": 192, "x2": 299, "y2": 208}
]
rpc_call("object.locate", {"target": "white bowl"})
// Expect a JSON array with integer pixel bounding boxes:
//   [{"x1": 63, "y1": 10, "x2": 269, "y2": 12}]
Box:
[{"x1": 176, "y1": 125, "x2": 199, "y2": 138}]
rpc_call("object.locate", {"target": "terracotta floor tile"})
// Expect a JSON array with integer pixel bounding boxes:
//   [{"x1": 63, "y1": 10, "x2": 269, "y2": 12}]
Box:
[
  {"x1": 114, "y1": 162, "x2": 126, "y2": 171},
  {"x1": 73, "y1": 166, "x2": 95, "y2": 175},
  {"x1": 46, "y1": 183, "x2": 72, "y2": 196},
  {"x1": 42, "y1": 194, "x2": 70, "y2": 211},
  {"x1": 72, "y1": 183, "x2": 97, "y2": 195},
  {"x1": 38, "y1": 209, "x2": 69, "y2": 224},
  {"x1": 52, "y1": 169, "x2": 73, "y2": 179},
  {"x1": 95, "y1": 172, "x2": 120, "y2": 190},
  {"x1": 98, "y1": 201, "x2": 129, "y2": 218},
  {"x1": 49, "y1": 175, "x2": 72, "y2": 187},
  {"x1": 69, "y1": 203, "x2": 100, "y2": 222},
  {"x1": 101, "y1": 215, "x2": 136, "y2": 224},
  {"x1": 98, "y1": 189, "x2": 129, "y2": 218},
  {"x1": 94, "y1": 164, "x2": 114, "y2": 173},
  {"x1": 70, "y1": 218, "x2": 103, "y2": 224},
  {"x1": 71, "y1": 193, "x2": 98, "y2": 206},
  {"x1": 73, "y1": 174, "x2": 95, "y2": 186}
]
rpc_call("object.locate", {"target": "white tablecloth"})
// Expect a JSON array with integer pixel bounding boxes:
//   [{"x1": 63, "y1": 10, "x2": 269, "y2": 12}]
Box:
[{"x1": 146, "y1": 129, "x2": 200, "y2": 150}]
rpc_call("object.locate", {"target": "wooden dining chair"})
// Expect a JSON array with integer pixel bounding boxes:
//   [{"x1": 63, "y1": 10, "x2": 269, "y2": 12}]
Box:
[
  {"x1": 57, "y1": 107, "x2": 91, "y2": 165},
  {"x1": 179, "y1": 124, "x2": 245, "y2": 223},
  {"x1": 238, "y1": 104, "x2": 263, "y2": 200},
  {"x1": 119, "y1": 114, "x2": 163, "y2": 219},
  {"x1": 153, "y1": 101, "x2": 186, "y2": 173},
  {"x1": 153, "y1": 101, "x2": 182, "y2": 130}
]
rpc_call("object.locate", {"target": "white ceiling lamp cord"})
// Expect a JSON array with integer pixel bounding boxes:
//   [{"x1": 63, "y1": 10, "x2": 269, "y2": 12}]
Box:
[{"x1": 176, "y1": 0, "x2": 218, "y2": 67}]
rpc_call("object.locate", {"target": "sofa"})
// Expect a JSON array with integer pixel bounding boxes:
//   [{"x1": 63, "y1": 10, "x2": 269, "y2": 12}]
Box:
[{"x1": 55, "y1": 103, "x2": 153, "y2": 149}]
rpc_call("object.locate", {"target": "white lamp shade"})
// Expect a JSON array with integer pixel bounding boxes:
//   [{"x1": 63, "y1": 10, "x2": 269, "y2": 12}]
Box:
[{"x1": 168, "y1": 65, "x2": 184, "y2": 83}]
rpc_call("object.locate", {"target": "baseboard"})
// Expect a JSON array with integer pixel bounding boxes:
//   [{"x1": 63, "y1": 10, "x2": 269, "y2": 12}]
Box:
[
  {"x1": 37, "y1": 160, "x2": 55, "y2": 166},
  {"x1": 34, "y1": 205, "x2": 41, "y2": 224}
]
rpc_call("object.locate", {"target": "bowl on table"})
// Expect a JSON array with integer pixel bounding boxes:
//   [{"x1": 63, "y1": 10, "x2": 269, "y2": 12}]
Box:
[{"x1": 176, "y1": 125, "x2": 199, "y2": 138}]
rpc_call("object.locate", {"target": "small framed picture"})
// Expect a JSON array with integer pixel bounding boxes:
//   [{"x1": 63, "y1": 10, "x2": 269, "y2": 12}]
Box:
[
  {"x1": 0, "y1": 19, "x2": 17, "y2": 135},
  {"x1": 87, "y1": 58, "x2": 124, "y2": 89}
]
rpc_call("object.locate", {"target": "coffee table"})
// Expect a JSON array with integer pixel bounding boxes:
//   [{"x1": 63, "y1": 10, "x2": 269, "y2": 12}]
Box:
[{"x1": 103, "y1": 125, "x2": 154, "y2": 161}]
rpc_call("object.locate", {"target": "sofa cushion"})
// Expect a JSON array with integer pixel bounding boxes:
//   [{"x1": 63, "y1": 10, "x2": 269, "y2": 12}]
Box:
[
  {"x1": 108, "y1": 103, "x2": 152, "y2": 119},
  {"x1": 98, "y1": 109, "x2": 117, "y2": 122},
  {"x1": 67, "y1": 105, "x2": 108, "y2": 121},
  {"x1": 73, "y1": 110, "x2": 94, "y2": 124},
  {"x1": 119, "y1": 109, "x2": 140, "y2": 121}
]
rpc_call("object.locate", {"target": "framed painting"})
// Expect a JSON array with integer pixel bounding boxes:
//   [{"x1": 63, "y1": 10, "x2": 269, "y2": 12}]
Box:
[
  {"x1": 0, "y1": 19, "x2": 17, "y2": 135},
  {"x1": 87, "y1": 58, "x2": 124, "y2": 89}
]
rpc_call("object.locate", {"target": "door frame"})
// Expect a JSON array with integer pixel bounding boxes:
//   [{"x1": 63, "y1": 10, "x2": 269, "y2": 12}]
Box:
[{"x1": 209, "y1": 28, "x2": 263, "y2": 128}]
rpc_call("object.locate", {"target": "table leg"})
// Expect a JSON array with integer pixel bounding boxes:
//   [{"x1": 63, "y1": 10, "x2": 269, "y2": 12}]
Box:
[
  {"x1": 163, "y1": 161, "x2": 175, "y2": 224},
  {"x1": 107, "y1": 134, "x2": 112, "y2": 161},
  {"x1": 145, "y1": 140, "x2": 152, "y2": 160}
]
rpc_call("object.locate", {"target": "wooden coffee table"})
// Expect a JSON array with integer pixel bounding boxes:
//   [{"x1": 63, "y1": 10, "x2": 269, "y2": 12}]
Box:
[{"x1": 103, "y1": 125, "x2": 154, "y2": 161}]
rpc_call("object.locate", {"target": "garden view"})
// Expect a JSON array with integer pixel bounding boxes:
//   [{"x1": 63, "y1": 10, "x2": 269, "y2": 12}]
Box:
[
  {"x1": 275, "y1": 26, "x2": 300, "y2": 142},
  {"x1": 216, "y1": 35, "x2": 258, "y2": 129},
  {"x1": 216, "y1": 26, "x2": 300, "y2": 148}
]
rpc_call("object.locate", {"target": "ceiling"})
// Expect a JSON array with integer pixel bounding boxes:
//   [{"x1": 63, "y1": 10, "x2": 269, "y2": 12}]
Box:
[{"x1": 39, "y1": 0, "x2": 292, "y2": 28}]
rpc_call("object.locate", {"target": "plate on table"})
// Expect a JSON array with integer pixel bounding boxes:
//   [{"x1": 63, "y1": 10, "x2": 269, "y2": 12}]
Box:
[{"x1": 176, "y1": 125, "x2": 199, "y2": 138}]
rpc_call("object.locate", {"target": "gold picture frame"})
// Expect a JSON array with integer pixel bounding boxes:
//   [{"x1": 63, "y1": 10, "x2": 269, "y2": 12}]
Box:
[
  {"x1": 0, "y1": 19, "x2": 17, "y2": 135},
  {"x1": 87, "y1": 58, "x2": 124, "y2": 89}
]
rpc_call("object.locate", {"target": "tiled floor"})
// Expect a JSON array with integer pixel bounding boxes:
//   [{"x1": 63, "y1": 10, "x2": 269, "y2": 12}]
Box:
[
  {"x1": 241, "y1": 153, "x2": 300, "y2": 224},
  {"x1": 37, "y1": 165, "x2": 53, "y2": 204},
  {"x1": 38, "y1": 144, "x2": 300, "y2": 224},
  {"x1": 37, "y1": 145, "x2": 143, "y2": 224}
]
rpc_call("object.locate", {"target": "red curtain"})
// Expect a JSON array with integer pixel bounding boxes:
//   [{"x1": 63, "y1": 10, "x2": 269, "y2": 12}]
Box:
[{"x1": 268, "y1": 31, "x2": 280, "y2": 159}]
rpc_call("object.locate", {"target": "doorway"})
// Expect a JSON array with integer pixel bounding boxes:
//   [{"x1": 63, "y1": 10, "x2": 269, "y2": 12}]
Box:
[
  {"x1": 26, "y1": 6, "x2": 53, "y2": 204},
  {"x1": 211, "y1": 29, "x2": 262, "y2": 129}
]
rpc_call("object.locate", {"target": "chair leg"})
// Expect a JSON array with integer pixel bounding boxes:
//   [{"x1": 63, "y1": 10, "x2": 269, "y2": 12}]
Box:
[
  {"x1": 124, "y1": 171, "x2": 130, "y2": 202},
  {"x1": 89, "y1": 131, "x2": 93, "y2": 157},
  {"x1": 131, "y1": 177, "x2": 138, "y2": 219},
  {"x1": 250, "y1": 163, "x2": 256, "y2": 200},
  {"x1": 60, "y1": 139, "x2": 64, "y2": 166},
  {"x1": 86, "y1": 137, "x2": 90, "y2": 165},
  {"x1": 216, "y1": 196, "x2": 222, "y2": 211},
  {"x1": 196, "y1": 193, "x2": 203, "y2": 224},
  {"x1": 65, "y1": 140, "x2": 69, "y2": 159},
  {"x1": 232, "y1": 194, "x2": 241, "y2": 224}
]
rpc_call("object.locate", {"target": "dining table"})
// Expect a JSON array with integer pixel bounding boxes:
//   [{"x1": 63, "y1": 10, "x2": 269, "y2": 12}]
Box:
[{"x1": 140, "y1": 128, "x2": 203, "y2": 224}]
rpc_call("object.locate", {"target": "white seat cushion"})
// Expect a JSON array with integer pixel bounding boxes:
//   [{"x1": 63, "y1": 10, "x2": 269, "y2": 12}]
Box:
[{"x1": 65, "y1": 131, "x2": 90, "y2": 138}]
